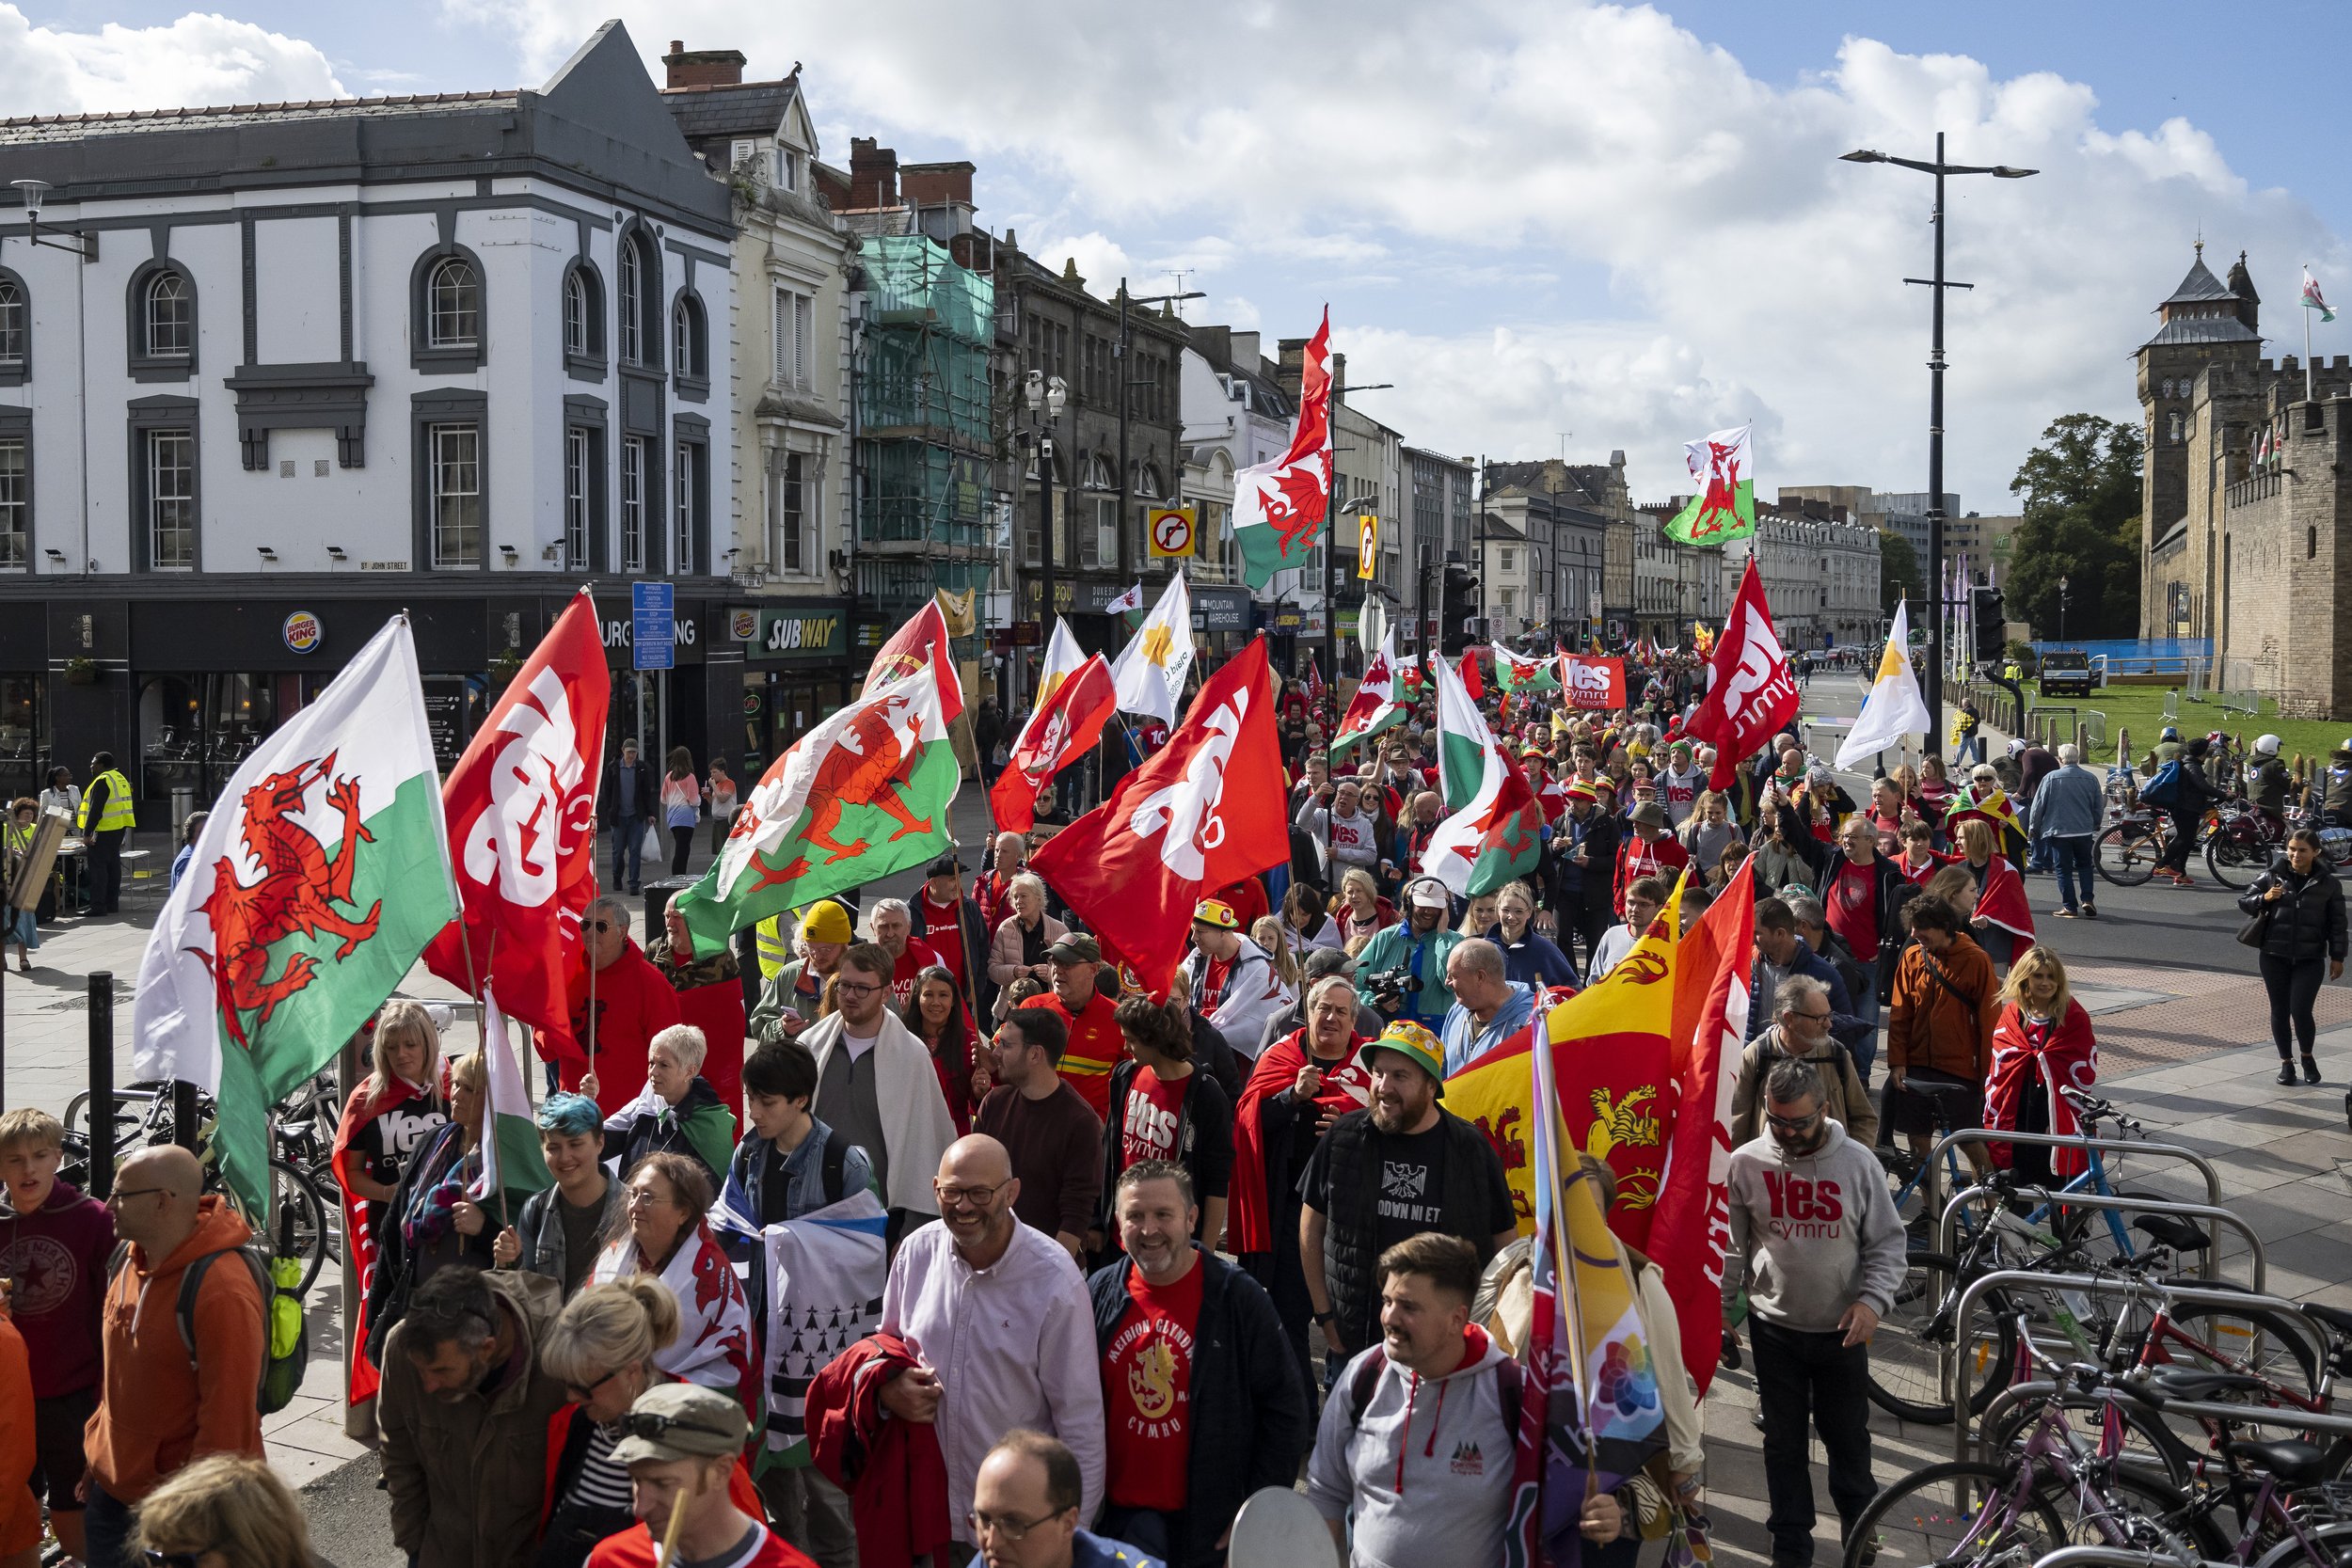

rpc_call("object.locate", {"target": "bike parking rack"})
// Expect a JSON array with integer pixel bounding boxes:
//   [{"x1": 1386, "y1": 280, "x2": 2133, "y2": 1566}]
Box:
[
  {"x1": 1947, "y1": 1270, "x2": 2339, "y2": 1465},
  {"x1": 2032, "y1": 1547, "x2": 2222, "y2": 1568},
  {"x1": 1921, "y1": 1129, "x2": 2225, "y2": 1245},
  {"x1": 1936, "y1": 1184, "x2": 2249, "y2": 1285}
]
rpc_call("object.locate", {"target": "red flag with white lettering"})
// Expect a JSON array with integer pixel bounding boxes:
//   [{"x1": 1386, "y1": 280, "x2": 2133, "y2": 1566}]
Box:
[
  {"x1": 422, "y1": 590, "x2": 609, "y2": 1038},
  {"x1": 865, "y1": 598, "x2": 966, "y2": 723},
  {"x1": 990, "y1": 654, "x2": 1116, "y2": 834},
  {"x1": 1685, "y1": 559, "x2": 1800, "y2": 790},
  {"x1": 1558, "y1": 653, "x2": 1626, "y2": 710},
  {"x1": 1030, "y1": 638, "x2": 1287, "y2": 993},
  {"x1": 1650, "y1": 856, "x2": 1755, "y2": 1397}
]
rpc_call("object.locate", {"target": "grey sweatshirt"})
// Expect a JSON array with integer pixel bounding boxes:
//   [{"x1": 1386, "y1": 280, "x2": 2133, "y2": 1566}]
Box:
[
  {"x1": 1307, "y1": 1331, "x2": 1518, "y2": 1568},
  {"x1": 1726, "y1": 1120, "x2": 1907, "y2": 1333}
]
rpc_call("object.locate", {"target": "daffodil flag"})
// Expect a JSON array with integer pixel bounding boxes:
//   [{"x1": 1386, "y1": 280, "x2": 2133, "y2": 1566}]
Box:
[
  {"x1": 1834, "y1": 597, "x2": 1931, "y2": 769},
  {"x1": 1109, "y1": 574, "x2": 1195, "y2": 725}
]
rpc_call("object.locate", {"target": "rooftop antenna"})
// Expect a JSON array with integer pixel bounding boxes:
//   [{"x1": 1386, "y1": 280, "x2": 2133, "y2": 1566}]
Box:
[{"x1": 1166, "y1": 268, "x2": 1191, "y2": 315}]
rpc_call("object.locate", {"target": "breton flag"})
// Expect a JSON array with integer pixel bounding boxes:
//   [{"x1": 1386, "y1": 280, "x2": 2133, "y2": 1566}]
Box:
[
  {"x1": 1834, "y1": 599, "x2": 1931, "y2": 769},
  {"x1": 2305, "y1": 266, "x2": 2336, "y2": 323}
]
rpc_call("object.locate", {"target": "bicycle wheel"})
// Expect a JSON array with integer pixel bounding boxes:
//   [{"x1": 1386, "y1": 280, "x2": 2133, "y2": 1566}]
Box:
[
  {"x1": 2155, "y1": 1302, "x2": 2323, "y2": 1400},
  {"x1": 219, "y1": 1160, "x2": 330, "y2": 1296},
  {"x1": 2043, "y1": 1462, "x2": 2233, "y2": 1560},
  {"x1": 1850, "y1": 1459, "x2": 2064, "y2": 1568},
  {"x1": 2252, "y1": 1518, "x2": 2352, "y2": 1568},
  {"x1": 1983, "y1": 1388, "x2": 2189, "y2": 1489},
  {"x1": 2096, "y1": 823, "x2": 2163, "y2": 886},
  {"x1": 1867, "y1": 1251, "x2": 2016, "y2": 1423}
]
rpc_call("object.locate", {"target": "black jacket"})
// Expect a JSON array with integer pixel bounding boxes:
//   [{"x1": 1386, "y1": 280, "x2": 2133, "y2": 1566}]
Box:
[
  {"x1": 2239, "y1": 862, "x2": 2348, "y2": 964},
  {"x1": 1310, "y1": 1108, "x2": 1508, "y2": 1352},
  {"x1": 1087, "y1": 1251, "x2": 1311, "y2": 1568},
  {"x1": 1819, "y1": 851, "x2": 1909, "y2": 969},
  {"x1": 1553, "y1": 809, "x2": 1620, "y2": 919},
  {"x1": 911, "y1": 893, "x2": 993, "y2": 1018},
  {"x1": 1101, "y1": 1058, "x2": 1233, "y2": 1237},
  {"x1": 600, "y1": 754, "x2": 658, "y2": 823}
]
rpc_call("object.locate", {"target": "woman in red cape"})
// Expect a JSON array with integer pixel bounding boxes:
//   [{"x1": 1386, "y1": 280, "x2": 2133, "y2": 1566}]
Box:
[
  {"x1": 1956, "y1": 817, "x2": 2036, "y2": 972},
  {"x1": 1232, "y1": 974, "x2": 1374, "y2": 1390},
  {"x1": 1983, "y1": 945, "x2": 2097, "y2": 1185},
  {"x1": 330, "y1": 1003, "x2": 448, "y2": 1405}
]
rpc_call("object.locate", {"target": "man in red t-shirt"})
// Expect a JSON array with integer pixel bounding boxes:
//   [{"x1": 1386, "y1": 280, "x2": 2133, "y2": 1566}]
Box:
[
  {"x1": 866, "y1": 898, "x2": 941, "y2": 1013},
  {"x1": 1612, "y1": 800, "x2": 1691, "y2": 917},
  {"x1": 1089, "y1": 1162, "x2": 1311, "y2": 1562},
  {"x1": 1024, "y1": 932, "x2": 1124, "y2": 1119},
  {"x1": 590, "y1": 1383, "x2": 814, "y2": 1568}
]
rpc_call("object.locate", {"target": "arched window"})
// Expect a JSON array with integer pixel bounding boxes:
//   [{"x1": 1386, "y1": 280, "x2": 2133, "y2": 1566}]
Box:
[
  {"x1": 670, "y1": 292, "x2": 707, "y2": 394},
  {"x1": 616, "y1": 230, "x2": 659, "y2": 368},
  {"x1": 146, "y1": 271, "x2": 192, "y2": 358},
  {"x1": 0, "y1": 273, "x2": 24, "y2": 380},
  {"x1": 564, "y1": 270, "x2": 590, "y2": 356},
  {"x1": 2159, "y1": 378, "x2": 2173, "y2": 399},
  {"x1": 427, "y1": 257, "x2": 480, "y2": 348},
  {"x1": 561, "y1": 261, "x2": 605, "y2": 377},
  {"x1": 1083, "y1": 454, "x2": 1115, "y2": 489},
  {"x1": 1137, "y1": 462, "x2": 1165, "y2": 499}
]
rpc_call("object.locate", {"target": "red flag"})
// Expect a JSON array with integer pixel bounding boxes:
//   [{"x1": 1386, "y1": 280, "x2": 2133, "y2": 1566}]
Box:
[
  {"x1": 989, "y1": 654, "x2": 1116, "y2": 834},
  {"x1": 1685, "y1": 559, "x2": 1800, "y2": 791},
  {"x1": 1650, "y1": 855, "x2": 1756, "y2": 1397},
  {"x1": 423, "y1": 591, "x2": 609, "y2": 1037},
  {"x1": 1559, "y1": 653, "x2": 1626, "y2": 710},
  {"x1": 1457, "y1": 649, "x2": 1484, "y2": 703},
  {"x1": 1300, "y1": 652, "x2": 1327, "y2": 708},
  {"x1": 866, "y1": 598, "x2": 966, "y2": 723},
  {"x1": 1030, "y1": 638, "x2": 1287, "y2": 993}
]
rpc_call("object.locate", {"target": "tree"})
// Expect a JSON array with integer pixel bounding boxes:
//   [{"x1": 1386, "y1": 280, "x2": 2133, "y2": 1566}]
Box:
[
  {"x1": 1878, "y1": 528, "x2": 1920, "y2": 615},
  {"x1": 2008, "y1": 413, "x2": 2145, "y2": 641}
]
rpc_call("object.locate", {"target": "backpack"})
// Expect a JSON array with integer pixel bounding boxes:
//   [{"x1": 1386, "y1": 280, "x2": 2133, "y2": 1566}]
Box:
[
  {"x1": 1345, "y1": 1343, "x2": 1523, "y2": 1428},
  {"x1": 2140, "y1": 758, "x2": 2182, "y2": 807},
  {"x1": 178, "y1": 1244, "x2": 310, "y2": 1417},
  {"x1": 818, "y1": 1125, "x2": 850, "y2": 1207}
]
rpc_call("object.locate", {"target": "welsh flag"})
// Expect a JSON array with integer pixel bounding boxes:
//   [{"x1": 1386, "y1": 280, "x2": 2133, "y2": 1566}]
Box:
[
  {"x1": 469, "y1": 984, "x2": 552, "y2": 1212},
  {"x1": 134, "y1": 618, "x2": 458, "y2": 1222},
  {"x1": 1664, "y1": 423, "x2": 1756, "y2": 546},
  {"x1": 2305, "y1": 266, "x2": 2336, "y2": 323},
  {"x1": 1230, "y1": 309, "x2": 1332, "y2": 589},
  {"x1": 1422, "y1": 655, "x2": 1543, "y2": 897},
  {"x1": 1329, "y1": 627, "x2": 1405, "y2": 757},
  {"x1": 1492, "y1": 641, "x2": 1559, "y2": 694},
  {"x1": 675, "y1": 655, "x2": 959, "y2": 955},
  {"x1": 1395, "y1": 660, "x2": 1425, "y2": 703}
]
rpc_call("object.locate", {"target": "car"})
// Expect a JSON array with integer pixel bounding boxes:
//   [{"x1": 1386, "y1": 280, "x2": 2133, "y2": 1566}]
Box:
[{"x1": 2038, "y1": 648, "x2": 2096, "y2": 698}]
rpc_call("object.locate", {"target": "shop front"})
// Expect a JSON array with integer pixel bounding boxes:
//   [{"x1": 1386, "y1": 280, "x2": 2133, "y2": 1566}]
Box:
[
  {"x1": 590, "y1": 591, "x2": 739, "y2": 784},
  {"x1": 1191, "y1": 586, "x2": 1252, "y2": 663},
  {"x1": 733, "y1": 600, "x2": 851, "y2": 775}
]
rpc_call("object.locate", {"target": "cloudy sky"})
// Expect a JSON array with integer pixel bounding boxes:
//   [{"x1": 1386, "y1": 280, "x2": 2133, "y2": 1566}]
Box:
[{"x1": 6, "y1": 0, "x2": 2344, "y2": 511}]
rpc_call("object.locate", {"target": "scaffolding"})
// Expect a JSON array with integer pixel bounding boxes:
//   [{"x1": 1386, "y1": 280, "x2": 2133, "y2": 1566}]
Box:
[{"x1": 856, "y1": 234, "x2": 995, "y2": 572}]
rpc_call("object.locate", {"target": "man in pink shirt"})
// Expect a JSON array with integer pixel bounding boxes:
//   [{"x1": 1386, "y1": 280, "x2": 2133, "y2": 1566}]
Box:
[{"x1": 877, "y1": 1133, "x2": 1105, "y2": 1547}]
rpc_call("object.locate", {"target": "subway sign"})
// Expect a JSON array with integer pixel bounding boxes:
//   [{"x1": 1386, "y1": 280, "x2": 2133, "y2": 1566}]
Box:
[{"x1": 744, "y1": 607, "x2": 848, "y2": 661}]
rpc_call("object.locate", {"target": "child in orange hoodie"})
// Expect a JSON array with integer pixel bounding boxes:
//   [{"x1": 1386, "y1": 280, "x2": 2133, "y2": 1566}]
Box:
[{"x1": 0, "y1": 1307, "x2": 40, "y2": 1568}]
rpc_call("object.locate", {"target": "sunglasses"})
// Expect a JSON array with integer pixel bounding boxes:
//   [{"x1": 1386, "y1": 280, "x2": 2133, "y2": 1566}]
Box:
[
  {"x1": 1766, "y1": 1109, "x2": 1822, "y2": 1132},
  {"x1": 618, "y1": 1408, "x2": 734, "y2": 1446},
  {"x1": 586, "y1": 919, "x2": 617, "y2": 933},
  {"x1": 144, "y1": 1552, "x2": 215, "y2": 1568}
]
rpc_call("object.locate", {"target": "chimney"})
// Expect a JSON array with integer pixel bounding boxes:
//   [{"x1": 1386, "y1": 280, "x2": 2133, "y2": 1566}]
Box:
[
  {"x1": 900, "y1": 161, "x2": 976, "y2": 208},
  {"x1": 661, "y1": 41, "x2": 747, "y2": 90},
  {"x1": 849, "y1": 137, "x2": 898, "y2": 211}
]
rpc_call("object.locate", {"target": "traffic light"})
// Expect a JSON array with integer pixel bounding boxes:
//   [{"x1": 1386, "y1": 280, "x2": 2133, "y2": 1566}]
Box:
[
  {"x1": 1970, "y1": 586, "x2": 2006, "y2": 664},
  {"x1": 1440, "y1": 562, "x2": 1480, "y2": 655}
]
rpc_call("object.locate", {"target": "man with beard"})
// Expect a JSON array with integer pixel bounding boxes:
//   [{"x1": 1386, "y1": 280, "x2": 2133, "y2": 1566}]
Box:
[
  {"x1": 1726, "y1": 1057, "x2": 1907, "y2": 1568},
  {"x1": 1087, "y1": 1162, "x2": 1308, "y2": 1567},
  {"x1": 379, "y1": 1262, "x2": 567, "y2": 1567},
  {"x1": 1296, "y1": 1022, "x2": 1515, "y2": 1385}
]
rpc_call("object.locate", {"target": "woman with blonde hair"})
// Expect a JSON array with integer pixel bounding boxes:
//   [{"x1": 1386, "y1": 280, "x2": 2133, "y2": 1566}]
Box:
[
  {"x1": 1251, "y1": 914, "x2": 1302, "y2": 992},
  {"x1": 1335, "y1": 865, "x2": 1393, "y2": 947},
  {"x1": 332, "y1": 1002, "x2": 449, "y2": 1393},
  {"x1": 537, "y1": 1277, "x2": 686, "y2": 1564},
  {"x1": 1984, "y1": 946, "x2": 2097, "y2": 1188},
  {"x1": 1955, "y1": 816, "x2": 2034, "y2": 972},
  {"x1": 132, "y1": 1455, "x2": 313, "y2": 1568},
  {"x1": 365, "y1": 1049, "x2": 493, "y2": 1365}
]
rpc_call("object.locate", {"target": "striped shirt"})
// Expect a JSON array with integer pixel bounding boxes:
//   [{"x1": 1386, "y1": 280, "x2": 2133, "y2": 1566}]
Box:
[{"x1": 562, "y1": 1421, "x2": 635, "y2": 1514}]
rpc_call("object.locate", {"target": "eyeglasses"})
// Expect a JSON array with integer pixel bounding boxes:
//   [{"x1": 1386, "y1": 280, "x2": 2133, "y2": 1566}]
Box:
[
  {"x1": 1788, "y1": 1008, "x2": 1834, "y2": 1022},
  {"x1": 833, "y1": 979, "x2": 882, "y2": 999},
  {"x1": 625, "y1": 1186, "x2": 677, "y2": 1210},
  {"x1": 586, "y1": 920, "x2": 616, "y2": 933},
  {"x1": 967, "y1": 1506, "x2": 1073, "y2": 1544},
  {"x1": 144, "y1": 1551, "x2": 214, "y2": 1568},
  {"x1": 564, "y1": 1367, "x2": 619, "y2": 1402},
  {"x1": 932, "y1": 1175, "x2": 1012, "y2": 1210},
  {"x1": 106, "y1": 1186, "x2": 169, "y2": 1207},
  {"x1": 1766, "y1": 1109, "x2": 1822, "y2": 1132},
  {"x1": 618, "y1": 1408, "x2": 734, "y2": 1446}
]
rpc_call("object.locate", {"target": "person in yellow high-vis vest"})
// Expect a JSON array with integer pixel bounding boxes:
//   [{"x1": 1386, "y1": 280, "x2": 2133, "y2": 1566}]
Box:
[{"x1": 77, "y1": 751, "x2": 135, "y2": 914}]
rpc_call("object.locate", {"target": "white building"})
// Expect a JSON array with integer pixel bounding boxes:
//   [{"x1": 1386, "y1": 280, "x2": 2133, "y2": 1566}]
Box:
[
  {"x1": 0, "y1": 20, "x2": 738, "y2": 805},
  {"x1": 1724, "y1": 500, "x2": 1882, "y2": 652}
]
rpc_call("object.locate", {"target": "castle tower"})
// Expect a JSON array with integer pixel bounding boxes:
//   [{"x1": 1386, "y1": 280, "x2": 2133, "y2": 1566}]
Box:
[{"x1": 2137, "y1": 244, "x2": 2265, "y2": 637}]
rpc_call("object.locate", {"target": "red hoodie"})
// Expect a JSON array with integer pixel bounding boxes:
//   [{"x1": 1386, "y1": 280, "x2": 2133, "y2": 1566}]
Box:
[
  {"x1": 0, "y1": 1177, "x2": 116, "y2": 1398},
  {"x1": 805, "y1": 1335, "x2": 953, "y2": 1568}
]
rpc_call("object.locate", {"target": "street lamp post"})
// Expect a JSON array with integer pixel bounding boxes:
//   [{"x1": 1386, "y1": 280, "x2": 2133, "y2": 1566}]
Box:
[
  {"x1": 2058, "y1": 574, "x2": 2070, "y2": 646},
  {"x1": 1021, "y1": 370, "x2": 1069, "y2": 701},
  {"x1": 1840, "y1": 135, "x2": 2035, "y2": 761}
]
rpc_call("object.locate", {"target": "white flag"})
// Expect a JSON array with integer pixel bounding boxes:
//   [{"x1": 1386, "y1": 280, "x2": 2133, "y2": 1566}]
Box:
[
  {"x1": 1109, "y1": 575, "x2": 1195, "y2": 725},
  {"x1": 1034, "y1": 616, "x2": 1086, "y2": 710},
  {"x1": 1836, "y1": 599, "x2": 1933, "y2": 769},
  {"x1": 469, "y1": 983, "x2": 550, "y2": 1201},
  {"x1": 1105, "y1": 582, "x2": 1146, "y2": 615}
]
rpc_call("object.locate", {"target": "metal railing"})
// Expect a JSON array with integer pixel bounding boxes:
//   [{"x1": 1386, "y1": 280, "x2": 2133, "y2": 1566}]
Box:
[
  {"x1": 1948, "y1": 1271, "x2": 2341, "y2": 1465},
  {"x1": 1936, "y1": 1185, "x2": 2258, "y2": 1285},
  {"x1": 1922, "y1": 1128, "x2": 2223, "y2": 1238}
]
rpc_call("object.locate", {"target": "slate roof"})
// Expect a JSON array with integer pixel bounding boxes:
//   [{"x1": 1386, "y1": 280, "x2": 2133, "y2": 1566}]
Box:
[
  {"x1": 2142, "y1": 314, "x2": 2263, "y2": 347},
  {"x1": 2160, "y1": 255, "x2": 2236, "y2": 307},
  {"x1": 0, "y1": 90, "x2": 519, "y2": 143}
]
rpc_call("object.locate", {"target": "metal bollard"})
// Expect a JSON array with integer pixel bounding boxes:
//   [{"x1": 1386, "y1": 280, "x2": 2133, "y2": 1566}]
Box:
[
  {"x1": 173, "y1": 1079, "x2": 199, "y2": 1152},
  {"x1": 87, "y1": 971, "x2": 114, "y2": 1199}
]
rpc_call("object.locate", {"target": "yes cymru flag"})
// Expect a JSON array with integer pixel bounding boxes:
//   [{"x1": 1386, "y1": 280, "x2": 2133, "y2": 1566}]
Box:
[
  {"x1": 1835, "y1": 598, "x2": 1931, "y2": 769},
  {"x1": 1663, "y1": 423, "x2": 1756, "y2": 546},
  {"x1": 1447, "y1": 913, "x2": 1680, "y2": 1247},
  {"x1": 1492, "y1": 641, "x2": 1560, "y2": 694},
  {"x1": 1109, "y1": 574, "x2": 1195, "y2": 727},
  {"x1": 675, "y1": 650, "x2": 959, "y2": 956},
  {"x1": 1559, "y1": 653, "x2": 1627, "y2": 712},
  {"x1": 1423, "y1": 655, "x2": 1544, "y2": 898},
  {"x1": 1650, "y1": 857, "x2": 1756, "y2": 1397},
  {"x1": 1230, "y1": 309, "x2": 1333, "y2": 589},
  {"x1": 135, "y1": 617, "x2": 457, "y2": 1221},
  {"x1": 1329, "y1": 628, "x2": 1405, "y2": 757}
]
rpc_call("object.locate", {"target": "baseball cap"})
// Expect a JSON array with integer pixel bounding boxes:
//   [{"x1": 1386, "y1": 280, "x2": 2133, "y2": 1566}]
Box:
[
  {"x1": 609, "y1": 1382, "x2": 750, "y2": 1466},
  {"x1": 1360, "y1": 1020, "x2": 1446, "y2": 1095},
  {"x1": 798, "y1": 900, "x2": 853, "y2": 945},
  {"x1": 1046, "y1": 932, "x2": 1102, "y2": 965},
  {"x1": 1192, "y1": 898, "x2": 1240, "y2": 930},
  {"x1": 1407, "y1": 881, "x2": 1451, "y2": 910}
]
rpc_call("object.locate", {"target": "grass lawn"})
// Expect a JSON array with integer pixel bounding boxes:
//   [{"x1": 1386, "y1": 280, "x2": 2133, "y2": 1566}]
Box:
[{"x1": 2025, "y1": 680, "x2": 2351, "y2": 770}]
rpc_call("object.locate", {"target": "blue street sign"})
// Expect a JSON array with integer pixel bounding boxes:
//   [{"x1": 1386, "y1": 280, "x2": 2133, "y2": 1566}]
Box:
[{"x1": 632, "y1": 580, "x2": 675, "y2": 672}]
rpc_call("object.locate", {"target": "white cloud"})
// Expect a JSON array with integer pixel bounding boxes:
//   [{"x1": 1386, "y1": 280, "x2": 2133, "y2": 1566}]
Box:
[
  {"x1": 0, "y1": 6, "x2": 344, "y2": 116},
  {"x1": 443, "y1": 3, "x2": 2352, "y2": 503}
]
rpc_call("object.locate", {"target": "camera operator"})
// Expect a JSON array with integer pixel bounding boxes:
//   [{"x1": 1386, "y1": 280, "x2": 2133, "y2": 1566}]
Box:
[{"x1": 1352, "y1": 879, "x2": 1460, "y2": 1032}]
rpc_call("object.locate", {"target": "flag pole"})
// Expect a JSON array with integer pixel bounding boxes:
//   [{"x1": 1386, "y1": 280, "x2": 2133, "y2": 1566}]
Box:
[
  {"x1": 469, "y1": 929, "x2": 512, "y2": 1230},
  {"x1": 2307, "y1": 273, "x2": 2315, "y2": 403}
]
